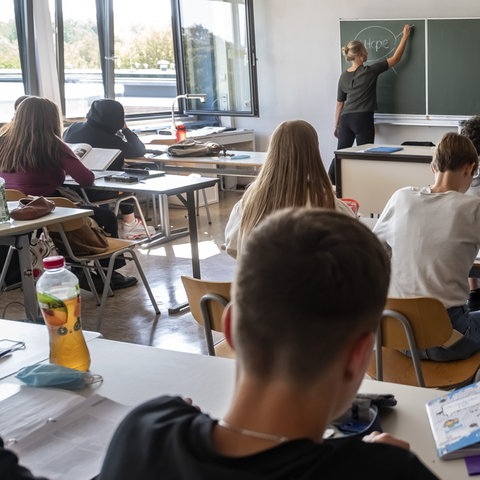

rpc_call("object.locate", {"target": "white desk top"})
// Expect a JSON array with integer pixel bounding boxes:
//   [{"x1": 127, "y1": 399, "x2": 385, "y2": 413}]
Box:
[
  {"x1": 65, "y1": 172, "x2": 218, "y2": 196},
  {"x1": 0, "y1": 324, "x2": 469, "y2": 479},
  {"x1": 0, "y1": 204, "x2": 93, "y2": 237},
  {"x1": 0, "y1": 320, "x2": 101, "y2": 380},
  {"x1": 149, "y1": 150, "x2": 266, "y2": 168}
]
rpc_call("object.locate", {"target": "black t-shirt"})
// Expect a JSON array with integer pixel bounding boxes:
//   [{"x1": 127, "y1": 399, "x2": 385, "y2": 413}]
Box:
[
  {"x1": 98, "y1": 395, "x2": 438, "y2": 480},
  {"x1": 337, "y1": 60, "x2": 389, "y2": 114}
]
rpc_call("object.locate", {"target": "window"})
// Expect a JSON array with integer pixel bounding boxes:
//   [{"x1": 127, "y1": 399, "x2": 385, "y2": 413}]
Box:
[
  {"x1": 10, "y1": 0, "x2": 258, "y2": 120},
  {"x1": 50, "y1": 0, "x2": 103, "y2": 118},
  {"x1": 174, "y1": 0, "x2": 258, "y2": 117},
  {"x1": 112, "y1": 0, "x2": 177, "y2": 116},
  {"x1": 0, "y1": 0, "x2": 23, "y2": 122}
]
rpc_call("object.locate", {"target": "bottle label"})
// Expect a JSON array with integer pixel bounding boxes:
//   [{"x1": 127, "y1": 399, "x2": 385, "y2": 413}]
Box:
[{"x1": 0, "y1": 182, "x2": 10, "y2": 224}]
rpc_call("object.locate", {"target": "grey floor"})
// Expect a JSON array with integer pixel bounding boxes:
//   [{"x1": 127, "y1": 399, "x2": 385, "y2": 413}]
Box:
[{"x1": 0, "y1": 190, "x2": 241, "y2": 355}]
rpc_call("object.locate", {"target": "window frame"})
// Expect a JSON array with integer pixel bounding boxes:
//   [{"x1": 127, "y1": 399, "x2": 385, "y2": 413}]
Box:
[
  {"x1": 172, "y1": 0, "x2": 259, "y2": 118},
  {"x1": 16, "y1": 0, "x2": 259, "y2": 120}
]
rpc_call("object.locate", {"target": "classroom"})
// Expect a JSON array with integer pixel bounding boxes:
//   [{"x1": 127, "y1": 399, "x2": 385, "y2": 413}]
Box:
[{"x1": 2, "y1": 0, "x2": 480, "y2": 478}]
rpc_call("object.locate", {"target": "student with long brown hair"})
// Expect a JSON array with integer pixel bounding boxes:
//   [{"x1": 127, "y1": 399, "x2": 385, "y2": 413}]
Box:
[
  {"x1": 225, "y1": 120, "x2": 354, "y2": 259},
  {"x1": 0, "y1": 96, "x2": 137, "y2": 290}
]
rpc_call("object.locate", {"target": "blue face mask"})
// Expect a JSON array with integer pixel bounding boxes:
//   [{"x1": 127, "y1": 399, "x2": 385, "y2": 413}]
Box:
[{"x1": 15, "y1": 364, "x2": 103, "y2": 390}]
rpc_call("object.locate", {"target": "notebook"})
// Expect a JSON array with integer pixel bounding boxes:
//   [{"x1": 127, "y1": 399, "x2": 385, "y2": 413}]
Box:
[{"x1": 365, "y1": 146, "x2": 404, "y2": 153}]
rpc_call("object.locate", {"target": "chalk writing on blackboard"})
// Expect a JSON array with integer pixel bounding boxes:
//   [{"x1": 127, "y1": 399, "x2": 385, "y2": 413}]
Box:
[{"x1": 354, "y1": 26, "x2": 405, "y2": 73}]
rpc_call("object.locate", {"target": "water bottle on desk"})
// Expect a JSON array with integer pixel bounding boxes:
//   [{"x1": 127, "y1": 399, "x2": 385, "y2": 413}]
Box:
[
  {"x1": 176, "y1": 123, "x2": 187, "y2": 142},
  {"x1": 36, "y1": 256, "x2": 91, "y2": 371},
  {"x1": 0, "y1": 177, "x2": 10, "y2": 224}
]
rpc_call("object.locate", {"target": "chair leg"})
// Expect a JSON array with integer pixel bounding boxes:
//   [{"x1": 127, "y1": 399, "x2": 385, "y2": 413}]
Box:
[
  {"x1": 0, "y1": 246, "x2": 15, "y2": 290},
  {"x1": 95, "y1": 250, "x2": 160, "y2": 331},
  {"x1": 129, "y1": 250, "x2": 160, "y2": 315}
]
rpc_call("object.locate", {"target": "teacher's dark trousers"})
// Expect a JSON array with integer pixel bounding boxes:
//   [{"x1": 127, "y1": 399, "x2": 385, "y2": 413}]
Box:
[{"x1": 328, "y1": 111, "x2": 375, "y2": 184}]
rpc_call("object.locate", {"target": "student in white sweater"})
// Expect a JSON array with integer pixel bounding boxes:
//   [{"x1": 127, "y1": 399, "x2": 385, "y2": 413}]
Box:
[
  {"x1": 374, "y1": 132, "x2": 480, "y2": 361},
  {"x1": 225, "y1": 120, "x2": 354, "y2": 259}
]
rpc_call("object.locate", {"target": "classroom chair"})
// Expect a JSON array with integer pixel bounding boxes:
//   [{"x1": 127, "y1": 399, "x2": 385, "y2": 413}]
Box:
[
  {"x1": 44, "y1": 197, "x2": 160, "y2": 330},
  {"x1": 180, "y1": 275, "x2": 234, "y2": 358},
  {"x1": 367, "y1": 297, "x2": 480, "y2": 389}
]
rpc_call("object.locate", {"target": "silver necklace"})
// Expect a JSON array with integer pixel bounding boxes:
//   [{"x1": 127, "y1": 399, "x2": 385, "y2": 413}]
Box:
[{"x1": 217, "y1": 419, "x2": 289, "y2": 444}]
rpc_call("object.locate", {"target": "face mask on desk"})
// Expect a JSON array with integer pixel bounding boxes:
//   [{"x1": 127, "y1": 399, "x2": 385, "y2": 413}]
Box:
[{"x1": 15, "y1": 364, "x2": 103, "y2": 390}]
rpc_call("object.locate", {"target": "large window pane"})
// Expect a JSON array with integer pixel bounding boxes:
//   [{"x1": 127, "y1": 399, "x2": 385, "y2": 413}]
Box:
[
  {"x1": 0, "y1": 0, "x2": 23, "y2": 123},
  {"x1": 51, "y1": 0, "x2": 103, "y2": 118},
  {"x1": 177, "y1": 0, "x2": 258, "y2": 116},
  {"x1": 113, "y1": 0, "x2": 177, "y2": 116}
]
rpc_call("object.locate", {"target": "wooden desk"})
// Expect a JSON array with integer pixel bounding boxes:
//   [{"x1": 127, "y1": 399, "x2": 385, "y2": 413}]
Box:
[
  {"x1": 334, "y1": 144, "x2": 434, "y2": 216},
  {"x1": 0, "y1": 204, "x2": 93, "y2": 322},
  {"x1": 0, "y1": 330, "x2": 470, "y2": 479},
  {"x1": 0, "y1": 319, "x2": 101, "y2": 380}
]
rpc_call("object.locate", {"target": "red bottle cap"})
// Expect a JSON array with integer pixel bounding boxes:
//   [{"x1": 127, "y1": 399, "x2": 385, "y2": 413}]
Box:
[{"x1": 43, "y1": 256, "x2": 65, "y2": 269}]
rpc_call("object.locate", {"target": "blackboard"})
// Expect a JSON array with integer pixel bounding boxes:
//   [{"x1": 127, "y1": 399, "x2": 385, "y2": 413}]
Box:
[
  {"x1": 340, "y1": 18, "x2": 480, "y2": 117},
  {"x1": 428, "y1": 20, "x2": 480, "y2": 116}
]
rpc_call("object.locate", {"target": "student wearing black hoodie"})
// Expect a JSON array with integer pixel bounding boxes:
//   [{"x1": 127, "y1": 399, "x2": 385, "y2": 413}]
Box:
[{"x1": 63, "y1": 99, "x2": 155, "y2": 240}]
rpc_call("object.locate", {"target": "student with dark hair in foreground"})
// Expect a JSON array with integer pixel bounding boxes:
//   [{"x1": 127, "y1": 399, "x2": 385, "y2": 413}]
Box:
[{"x1": 1, "y1": 209, "x2": 437, "y2": 479}]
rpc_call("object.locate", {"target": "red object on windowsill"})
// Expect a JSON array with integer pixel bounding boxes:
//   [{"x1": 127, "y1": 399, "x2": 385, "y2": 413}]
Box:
[{"x1": 176, "y1": 124, "x2": 187, "y2": 142}]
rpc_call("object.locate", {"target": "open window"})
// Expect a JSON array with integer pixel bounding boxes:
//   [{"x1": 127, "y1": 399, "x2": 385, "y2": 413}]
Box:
[{"x1": 173, "y1": 0, "x2": 258, "y2": 117}]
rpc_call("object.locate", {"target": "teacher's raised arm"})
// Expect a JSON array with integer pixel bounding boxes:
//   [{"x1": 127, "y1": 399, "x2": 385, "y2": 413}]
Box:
[{"x1": 387, "y1": 24, "x2": 412, "y2": 67}]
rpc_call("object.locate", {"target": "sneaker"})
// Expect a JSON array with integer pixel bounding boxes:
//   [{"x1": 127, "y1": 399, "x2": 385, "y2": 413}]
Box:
[
  {"x1": 119, "y1": 218, "x2": 156, "y2": 240},
  {"x1": 468, "y1": 289, "x2": 480, "y2": 311}
]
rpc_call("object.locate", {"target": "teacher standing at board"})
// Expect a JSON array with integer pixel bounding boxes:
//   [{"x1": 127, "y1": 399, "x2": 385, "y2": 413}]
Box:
[{"x1": 329, "y1": 24, "x2": 411, "y2": 183}]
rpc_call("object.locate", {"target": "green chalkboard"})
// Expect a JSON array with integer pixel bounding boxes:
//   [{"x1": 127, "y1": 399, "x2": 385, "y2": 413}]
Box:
[
  {"x1": 428, "y1": 19, "x2": 480, "y2": 116},
  {"x1": 340, "y1": 20, "x2": 426, "y2": 115},
  {"x1": 340, "y1": 18, "x2": 480, "y2": 117}
]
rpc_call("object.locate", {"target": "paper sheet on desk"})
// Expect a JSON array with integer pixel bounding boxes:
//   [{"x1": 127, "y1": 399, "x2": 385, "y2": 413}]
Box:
[{"x1": 0, "y1": 385, "x2": 131, "y2": 480}]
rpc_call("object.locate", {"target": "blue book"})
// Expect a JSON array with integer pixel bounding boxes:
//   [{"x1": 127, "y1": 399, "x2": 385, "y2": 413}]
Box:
[
  {"x1": 426, "y1": 381, "x2": 480, "y2": 459},
  {"x1": 365, "y1": 146, "x2": 403, "y2": 153}
]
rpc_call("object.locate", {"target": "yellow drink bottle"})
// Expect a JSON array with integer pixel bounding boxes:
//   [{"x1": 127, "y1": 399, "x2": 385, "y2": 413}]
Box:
[{"x1": 36, "y1": 256, "x2": 91, "y2": 371}]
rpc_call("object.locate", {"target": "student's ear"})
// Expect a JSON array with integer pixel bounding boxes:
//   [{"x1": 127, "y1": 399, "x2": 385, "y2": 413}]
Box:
[
  {"x1": 345, "y1": 332, "x2": 375, "y2": 382},
  {"x1": 222, "y1": 303, "x2": 235, "y2": 351},
  {"x1": 470, "y1": 162, "x2": 477, "y2": 177}
]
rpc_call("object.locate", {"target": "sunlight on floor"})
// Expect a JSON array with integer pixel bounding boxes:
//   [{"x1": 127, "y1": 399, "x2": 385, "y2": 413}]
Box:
[{"x1": 139, "y1": 240, "x2": 222, "y2": 260}]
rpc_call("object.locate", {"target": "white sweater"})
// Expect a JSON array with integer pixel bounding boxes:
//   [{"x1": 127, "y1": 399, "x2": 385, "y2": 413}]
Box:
[
  {"x1": 225, "y1": 197, "x2": 355, "y2": 259},
  {"x1": 373, "y1": 186, "x2": 480, "y2": 308}
]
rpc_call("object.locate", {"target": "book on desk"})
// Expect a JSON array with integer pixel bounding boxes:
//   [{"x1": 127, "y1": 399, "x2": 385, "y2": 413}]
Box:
[
  {"x1": 66, "y1": 143, "x2": 121, "y2": 171},
  {"x1": 426, "y1": 381, "x2": 480, "y2": 460}
]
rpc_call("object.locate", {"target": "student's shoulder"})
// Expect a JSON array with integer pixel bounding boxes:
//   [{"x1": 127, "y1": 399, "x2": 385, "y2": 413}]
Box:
[
  {"x1": 368, "y1": 59, "x2": 389, "y2": 72},
  {"x1": 324, "y1": 438, "x2": 438, "y2": 478}
]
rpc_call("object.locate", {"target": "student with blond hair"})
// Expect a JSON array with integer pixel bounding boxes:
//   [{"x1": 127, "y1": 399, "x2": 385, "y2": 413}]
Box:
[
  {"x1": 374, "y1": 132, "x2": 480, "y2": 361},
  {"x1": 225, "y1": 119, "x2": 354, "y2": 259}
]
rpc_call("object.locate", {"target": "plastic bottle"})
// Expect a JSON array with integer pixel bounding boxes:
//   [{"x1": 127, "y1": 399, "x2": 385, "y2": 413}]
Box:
[
  {"x1": 176, "y1": 123, "x2": 187, "y2": 142},
  {"x1": 0, "y1": 177, "x2": 10, "y2": 224},
  {"x1": 36, "y1": 256, "x2": 91, "y2": 371}
]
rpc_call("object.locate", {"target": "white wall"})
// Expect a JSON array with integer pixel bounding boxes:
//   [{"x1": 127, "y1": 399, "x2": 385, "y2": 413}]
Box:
[{"x1": 235, "y1": 0, "x2": 480, "y2": 166}]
